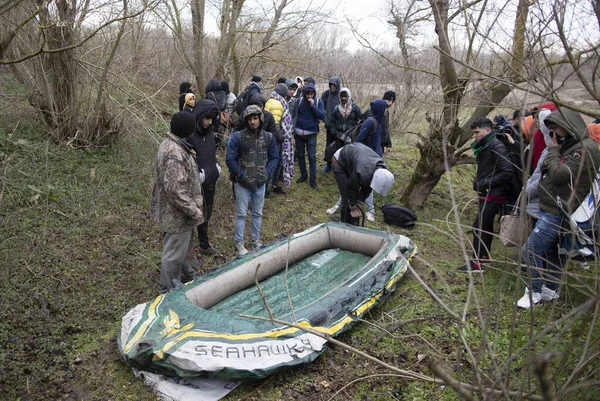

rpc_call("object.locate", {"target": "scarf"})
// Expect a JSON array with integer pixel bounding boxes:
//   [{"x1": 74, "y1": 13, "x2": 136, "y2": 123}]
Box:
[
  {"x1": 339, "y1": 100, "x2": 353, "y2": 119},
  {"x1": 270, "y1": 91, "x2": 294, "y2": 187},
  {"x1": 471, "y1": 132, "x2": 496, "y2": 157}
]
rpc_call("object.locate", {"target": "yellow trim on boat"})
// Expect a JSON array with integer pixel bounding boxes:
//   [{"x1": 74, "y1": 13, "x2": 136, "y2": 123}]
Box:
[{"x1": 123, "y1": 294, "x2": 164, "y2": 354}]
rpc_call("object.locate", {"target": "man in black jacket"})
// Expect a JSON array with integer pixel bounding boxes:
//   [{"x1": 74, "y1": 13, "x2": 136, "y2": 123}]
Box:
[
  {"x1": 190, "y1": 99, "x2": 221, "y2": 255},
  {"x1": 331, "y1": 142, "x2": 394, "y2": 224},
  {"x1": 459, "y1": 118, "x2": 513, "y2": 272}
]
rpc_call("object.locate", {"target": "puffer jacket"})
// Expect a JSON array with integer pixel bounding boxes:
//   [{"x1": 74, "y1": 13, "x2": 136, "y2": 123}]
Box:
[
  {"x1": 473, "y1": 133, "x2": 513, "y2": 197},
  {"x1": 539, "y1": 109, "x2": 600, "y2": 215},
  {"x1": 226, "y1": 106, "x2": 279, "y2": 190},
  {"x1": 335, "y1": 142, "x2": 387, "y2": 205},
  {"x1": 151, "y1": 133, "x2": 204, "y2": 233},
  {"x1": 265, "y1": 97, "x2": 284, "y2": 126}
]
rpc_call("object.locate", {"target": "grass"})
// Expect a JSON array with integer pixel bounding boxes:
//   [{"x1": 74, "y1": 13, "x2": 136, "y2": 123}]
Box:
[{"x1": 1, "y1": 102, "x2": 600, "y2": 400}]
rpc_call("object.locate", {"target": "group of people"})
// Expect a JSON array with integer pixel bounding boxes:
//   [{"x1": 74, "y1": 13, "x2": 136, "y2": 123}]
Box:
[
  {"x1": 151, "y1": 75, "x2": 396, "y2": 292},
  {"x1": 464, "y1": 105, "x2": 600, "y2": 309}
]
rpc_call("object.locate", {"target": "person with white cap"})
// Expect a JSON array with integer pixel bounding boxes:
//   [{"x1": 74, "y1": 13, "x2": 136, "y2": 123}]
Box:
[{"x1": 331, "y1": 142, "x2": 394, "y2": 224}]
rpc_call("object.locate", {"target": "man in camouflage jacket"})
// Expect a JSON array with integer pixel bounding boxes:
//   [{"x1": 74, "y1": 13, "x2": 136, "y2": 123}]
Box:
[
  {"x1": 151, "y1": 112, "x2": 204, "y2": 292},
  {"x1": 226, "y1": 105, "x2": 279, "y2": 256}
]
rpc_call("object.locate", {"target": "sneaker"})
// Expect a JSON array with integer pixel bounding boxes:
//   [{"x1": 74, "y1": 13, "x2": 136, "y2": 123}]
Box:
[
  {"x1": 517, "y1": 288, "x2": 542, "y2": 309},
  {"x1": 252, "y1": 239, "x2": 263, "y2": 249},
  {"x1": 310, "y1": 183, "x2": 318, "y2": 191},
  {"x1": 366, "y1": 211, "x2": 375, "y2": 222},
  {"x1": 235, "y1": 242, "x2": 248, "y2": 256},
  {"x1": 321, "y1": 166, "x2": 331, "y2": 173},
  {"x1": 297, "y1": 175, "x2": 308, "y2": 183},
  {"x1": 198, "y1": 245, "x2": 219, "y2": 256},
  {"x1": 327, "y1": 204, "x2": 340, "y2": 215},
  {"x1": 576, "y1": 260, "x2": 590, "y2": 270},
  {"x1": 541, "y1": 285, "x2": 560, "y2": 302},
  {"x1": 457, "y1": 260, "x2": 486, "y2": 273}
]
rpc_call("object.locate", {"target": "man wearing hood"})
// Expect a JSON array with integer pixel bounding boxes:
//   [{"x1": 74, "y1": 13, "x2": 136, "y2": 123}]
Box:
[
  {"x1": 321, "y1": 76, "x2": 342, "y2": 173},
  {"x1": 190, "y1": 99, "x2": 221, "y2": 256},
  {"x1": 290, "y1": 82, "x2": 325, "y2": 190},
  {"x1": 265, "y1": 84, "x2": 294, "y2": 194},
  {"x1": 331, "y1": 143, "x2": 394, "y2": 224},
  {"x1": 152, "y1": 112, "x2": 204, "y2": 293},
  {"x1": 226, "y1": 105, "x2": 279, "y2": 256},
  {"x1": 518, "y1": 108, "x2": 600, "y2": 308},
  {"x1": 458, "y1": 118, "x2": 513, "y2": 274},
  {"x1": 381, "y1": 91, "x2": 396, "y2": 153},
  {"x1": 205, "y1": 79, "x2": 229, "y2": 145},
  {"x1": 355, "y1": 98, "x2": 388, "y2": 221}
]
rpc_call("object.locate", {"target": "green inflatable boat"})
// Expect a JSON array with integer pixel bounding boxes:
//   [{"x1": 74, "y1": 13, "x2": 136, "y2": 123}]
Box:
[{"x1": 118, "y1": 222, "x2": 417, "y2": 379}]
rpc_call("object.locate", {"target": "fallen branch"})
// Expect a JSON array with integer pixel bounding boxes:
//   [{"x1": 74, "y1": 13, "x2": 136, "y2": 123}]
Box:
[
  {"x1": 371, "y1": 317, "x2": 428, "y2": 345},
  {"x1": 428, "y1": 358, "x2": 474, "y2": 401}
]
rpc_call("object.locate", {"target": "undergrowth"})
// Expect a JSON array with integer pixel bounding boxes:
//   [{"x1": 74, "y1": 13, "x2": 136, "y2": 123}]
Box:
[{"x1": 1, "y1": 105, "x2": 599, "y2": 400}]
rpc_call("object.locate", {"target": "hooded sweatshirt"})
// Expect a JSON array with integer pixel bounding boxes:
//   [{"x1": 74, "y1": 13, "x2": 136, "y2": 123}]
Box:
[
  {"x1": 526, "y1": 109, "x2": 552, "y2": 218},
  {"x1": 356, "y1": 99, "x2": 387, "y2": 156},
  {"x1": 538, "y1": 108, "x2": 600, "y2": 215},
  {"x1": 189, "y1": 100, "x2": 220, "y2": 186},
  {"x1": 205, "y1": 79, "x2": 227, "y2": 112},
  {"x1": 291, "y1": 82, "x2": 325, "y2": 134},
  {"x1": 321, "y1": 76, "x2": 341, "y2": 126}
]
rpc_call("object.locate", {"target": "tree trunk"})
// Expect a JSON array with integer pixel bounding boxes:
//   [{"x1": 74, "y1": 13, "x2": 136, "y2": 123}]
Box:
[{"x1": 191, "y1": 0, "x2": 205, "y2": 97}]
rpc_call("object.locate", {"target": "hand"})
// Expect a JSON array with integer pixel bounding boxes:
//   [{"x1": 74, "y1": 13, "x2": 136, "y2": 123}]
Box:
[
  {"x1": 192, "y1": 209, "x2": 203, "y2": 220},
  {"x1": 350, "y1": 207, "x2": 362, "y2": 218},
  {"x1": 216, "y1": 164, "x2": 222, "y2": 176},
  {"x1": 198, "y1": 169, "x2": 205, "y2": 184},
  {"x1": 308, "y1": 98, "x2": 315, "y2": 106},
  {"x1": 548, "y1": 132, "x2": 559, "y2": 148},
  {"x1": 385, "y1": 146, "x2": 392, "y2": 154}
]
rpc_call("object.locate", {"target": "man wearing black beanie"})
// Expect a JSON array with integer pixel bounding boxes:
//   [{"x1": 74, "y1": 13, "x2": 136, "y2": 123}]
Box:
[{"x1": 151, "y1": 112, "x2": 204, "y2": 293}]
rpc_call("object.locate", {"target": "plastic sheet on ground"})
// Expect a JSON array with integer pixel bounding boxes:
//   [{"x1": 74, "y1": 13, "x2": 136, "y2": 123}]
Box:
[{"x1": 133, "y1": 368, "x2": 240, "y2": 401}]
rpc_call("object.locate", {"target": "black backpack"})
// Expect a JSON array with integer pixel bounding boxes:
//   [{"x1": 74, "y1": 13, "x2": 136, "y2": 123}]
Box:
[
  {"x1": 344, "y1": 116, "x2": 377, "y2": 144},
  {"x1": 233, "y1": 86, "x2": 252, "y2": 116},
  {"x1": 381, "y1": 203, "x2": 417, "y2": 228}
]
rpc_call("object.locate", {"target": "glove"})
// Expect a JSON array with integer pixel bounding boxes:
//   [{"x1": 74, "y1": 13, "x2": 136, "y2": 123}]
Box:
[
  {"x1": 217, "y1": 163, "x2": 222, "y2": 176},
  {"x1": 198, "y1": 169, "x2": 205, "y2": 185}
]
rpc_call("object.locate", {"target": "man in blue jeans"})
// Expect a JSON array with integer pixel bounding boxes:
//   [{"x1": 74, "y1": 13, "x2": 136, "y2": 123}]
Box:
[
  {"x1": 226, "y1": 105, "x2": 279, "y2": 256},
  {"x1": 518, "y1": 108, "x2": 600, "y2": 308},
  {"x1": 290, "y1": 82, "x2": 325, "y2": 191}
]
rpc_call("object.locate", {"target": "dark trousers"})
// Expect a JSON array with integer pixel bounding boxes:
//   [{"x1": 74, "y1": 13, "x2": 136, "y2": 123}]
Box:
[
  {"x1": 271, "y1": 144, "x2": 283, "y2": 186},
  {"x1": 324, "y1": 128, "x2": 335, "y2": 167},
  {"x1": 295, "y1": 134, "x2": 317, "y2": 185},
  {"x1": 472, "y1": 199, "x2": 504, "y2": 260},
  {"x1": 333, "y1": 163, "x2": 363, "y2": 225},
  {"x1": 197, "y1": 184, "x2": 215, "y2": 249}
]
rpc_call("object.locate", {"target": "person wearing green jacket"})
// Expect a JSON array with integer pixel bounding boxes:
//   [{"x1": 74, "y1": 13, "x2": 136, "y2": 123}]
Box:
[{"x1": 518, "y1": 108, "x2": 600, "y2": 308}]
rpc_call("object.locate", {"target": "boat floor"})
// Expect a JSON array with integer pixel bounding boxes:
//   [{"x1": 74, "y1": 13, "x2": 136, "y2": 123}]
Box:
[{"x1": 209, "y1": 248, "x2": 370, "y2": 319}]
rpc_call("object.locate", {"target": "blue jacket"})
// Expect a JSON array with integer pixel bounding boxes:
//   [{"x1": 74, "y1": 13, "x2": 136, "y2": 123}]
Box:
[
  {"x1": 292, "y1": 82, "x2": 325, "y2": 134},
  {"x1": 355, "y1": 99, "x2": 387, "y2": 156}
]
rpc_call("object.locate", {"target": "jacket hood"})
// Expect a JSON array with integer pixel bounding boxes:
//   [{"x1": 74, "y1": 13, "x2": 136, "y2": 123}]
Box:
[
  {"x1": 285, "y1": 79, "x2": 295, "y2": 89},
  {"x1": 295, "y1": 76, "x2": 304, "y2": 86},
  {"x1": 242, "y1": 105, "x2": 264, "y2": 128},
  {"x1": 538, "y1": 109, "x2": 552, "y2": 145},
  {"x1": 205, "y1": 79, "x2": 222, "y2": 94},
  {"x1": 179, "y1": 81, "x2": 192, "y2": 94},
  {"x1": 250, "y1": 92, "x2": 266, "y2": 106},
  {"x1": 544, "y1": 108, "x2": 587, "y2": 139},
  {"x1": 340, "y1": 87, "x2": 352, "y2": 101},
  {"x1": 303, "y1": 82, "x2": 317, "y2": 97},
  {"x1": 328, "y1": 76, "x2": 341, "y2": 93},
  {"x1": 274, "y1": 83, "x2": 288, "y2": 98},
  {"x1": 370, "y1": 99, "x2": 387, "y2": 121},
  {"x1": 193, "y1": 99, "x2": 219, "y2": 131}
]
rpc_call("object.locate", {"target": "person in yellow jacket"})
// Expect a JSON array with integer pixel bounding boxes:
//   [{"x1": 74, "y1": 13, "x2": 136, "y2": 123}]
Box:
[{"x1": 265, "y1": 83, "x2": 294, "y2": 194}]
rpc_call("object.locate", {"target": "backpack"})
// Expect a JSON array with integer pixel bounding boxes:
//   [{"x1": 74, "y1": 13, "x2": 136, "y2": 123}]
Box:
[
  {"x1": 495, "y1": 125, "x2": 523, "y2": 199},
  {"x1": 343, "y1": 117, "x2": 377, "y2": 145},
  {"x1": 381, "y1": 203, "x2": 417, "y2": 228},
  {"x1": 207, "y1": 92, "x2": 231, "y2": 127},
  {"x1": 233, "y1": 86, "x2": 252, "y2": 116}
]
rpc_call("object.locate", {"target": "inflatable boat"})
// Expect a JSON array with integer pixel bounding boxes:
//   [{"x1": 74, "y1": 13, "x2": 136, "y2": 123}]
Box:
[{"x1": 118, "y1": 222, "x2": 416, "y2": 380}]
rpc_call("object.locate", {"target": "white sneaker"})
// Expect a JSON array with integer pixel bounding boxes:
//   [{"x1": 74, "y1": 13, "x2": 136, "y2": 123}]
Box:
[
  {"x1": 327, "y1": 205, "x2": 339, "y2": 215},
  {"x1": 517, "y1": 288, "x2": 542, "y2": 309},
  {"x1": 366, "y1": 211, "x2": 375, "y2": 222},
  {"x1": 252, "y1": 239, "x2": 263, "y2": 249},
  {"x1": 541, "y1": 285, "x2": 560, "y2": 302},
  {"x1": 235, "y1": 242, "x2": 248, "y2": 256}
]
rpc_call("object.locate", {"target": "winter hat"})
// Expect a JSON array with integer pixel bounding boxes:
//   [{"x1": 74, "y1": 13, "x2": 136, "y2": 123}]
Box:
[
  {"x1": 251, "y1": 75, "x2": 262, "y2": 83},
  {"x1": 371, "y1": 169, "x2": 395, "y2": 196},
  {"x1": 285, "y1": 79, "x2": 296, "y2": 89},
  {"x1": 184, "y1": 93, "x2": 196, "y2": 108},
  {"x1": 170, "y1": 112, "x2": 195, "y2": 138},
  {"x1": 383, "y1": 90, "x2": 396, "y2": 102},
  {"x1": 250, "y1": 92, "x2": 266, "y2": 106},
  {"x1": 274, "y1": 83, "x2": 288, "y2": 98},
  {"x1": 221, "y1": 81, "x2": 230, "y2": 94}
]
